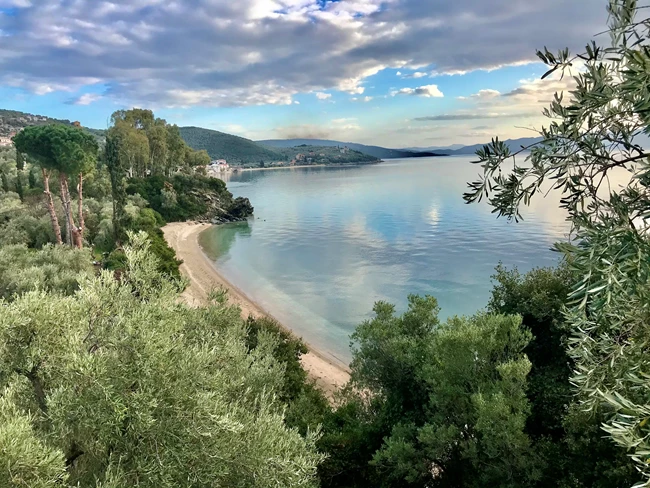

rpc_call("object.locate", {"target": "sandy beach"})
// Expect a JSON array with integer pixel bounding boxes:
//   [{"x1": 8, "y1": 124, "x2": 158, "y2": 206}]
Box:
[{"x1": 162, "y1": 221, "x2": 350, "y2": 397}]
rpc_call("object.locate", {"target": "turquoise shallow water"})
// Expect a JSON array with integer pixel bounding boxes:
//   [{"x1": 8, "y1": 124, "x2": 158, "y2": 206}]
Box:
[{"x1": 198, "y1": 157, "x2": 569, "y2": 364}]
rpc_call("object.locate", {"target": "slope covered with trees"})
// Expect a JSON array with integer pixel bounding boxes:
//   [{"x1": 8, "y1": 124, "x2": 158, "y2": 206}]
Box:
[{"x1": 179, "y1": 126, "x2": 283, "y2": 165}]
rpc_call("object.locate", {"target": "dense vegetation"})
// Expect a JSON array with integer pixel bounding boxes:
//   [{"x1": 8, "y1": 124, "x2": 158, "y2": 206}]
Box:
[
  {"x1": 1, "y1": 1, "x2": 649, "y2": 487},
  {"x1": 272, "y1": 145, "x2": 380, "y2": 166},
  {"x1": 0, "y1": 233, "x2": 323, "y2": 487},
  {"x1": 126, "y1": 174, "x2": 253, "y2": 223},
  {"x1": 180, "y1": 126, "x2": 381, "y2": 167},
  {"x1": 0, "y1": 108, "x2": 106, "y2": 143},
  {"x1": 258, "y1": 138, "x2": 445, "y2": 159},
  {"x1": 0, "y1": 109, "x2": 72, "y2": 137},
  {"x1": 179, "y1": 126, "x2": 283, "y2": 165}
]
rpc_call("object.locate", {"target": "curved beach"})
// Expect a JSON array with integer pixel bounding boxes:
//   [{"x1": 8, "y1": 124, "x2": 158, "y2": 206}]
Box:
[{"x1": 162, "y1": 222, "x2": 350, "y2": 397}]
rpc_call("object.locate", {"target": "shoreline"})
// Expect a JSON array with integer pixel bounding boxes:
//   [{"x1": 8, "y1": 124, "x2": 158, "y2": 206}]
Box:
[
  {"x1": 162, "y1": 221, "x2": 350, "y2": 398},
  {"x1": 237, "y1": 161, "x2": 382, "y2": 172}
]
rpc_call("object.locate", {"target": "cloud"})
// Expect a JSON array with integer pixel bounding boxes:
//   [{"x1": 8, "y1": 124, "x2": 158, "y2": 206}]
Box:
[
  {"x1": 414, "y1": 113, "x2": 531, "y2": 121},
  {"x1": 315, "y1": 92, "x2": 332, "y2": 100},
  {"x1": 417, "y1": 70, "x2": 577, "y2": 122},
  {"x1": 0, "y1": 0, "x2": 609, "y2": 107},
  {"x1": 401, "y1": 71, "x2": 427, "y2": 79},
  {"x1": 67, "y1": 93, "x2": 102, "y2": 105},
  {"x1": 276, "y1": 117, "x2": 362, "y2": 139},
  {"x1": 363, "y1": 96, "x2": 373, "y2": 102},
  {"x1": 392, "y1": 84, "x2": 444, "y2": 98}
]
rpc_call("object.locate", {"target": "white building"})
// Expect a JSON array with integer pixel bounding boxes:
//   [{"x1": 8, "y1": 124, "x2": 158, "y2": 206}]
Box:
[{"x1": 209, "y1": 160, "x2": 230, "y2": 173}]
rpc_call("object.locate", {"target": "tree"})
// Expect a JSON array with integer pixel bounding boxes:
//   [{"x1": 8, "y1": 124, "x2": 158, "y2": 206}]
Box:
[
  {"x1": 166, "y1": 124, "x2": 186, "y2": 174},
  {"x1": 0, "y1": 169, "x2": 8, "y2": 193},
  {"x1": 488, "y1": 264, "x2": 637, "y2": 488},
  {"x1": 28, "y1": 167, "x2": 37, "y2": 189},
  {"x1": 185, "y1": 148, "x2": 211, "y2": 169},
  {"x1": 147, "y1": 121, "x2": 169, "y2": 175},
  {"x1": 320, "y1": 296, "x2": 539, "y2": 488},
  {"x1": 464, "y1": 1, "x2": 650, "y2": 485},
  {"x1": 13, "y1": 125, "x2": 98, "y2": 248},
  {"x1": 104, "y1": 130, "x2": 129, "y2": 243},
  {"x1": 0, "y1": 233, "x2": 324, "y2": 487},
  {"x1": 15, "y1": 169, "x2": 24, "y2": 201}
]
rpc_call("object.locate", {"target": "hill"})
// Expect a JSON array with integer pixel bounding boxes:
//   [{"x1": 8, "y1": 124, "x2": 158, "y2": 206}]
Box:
[
  {"x1": 0, "y1": 109, "x2": 73, "y2": 137},
  {"x1": 257, "y1": 138, "x2": 443, "y2": 159},
  {"x1": 180, "y1": 126, "x2": 282, "y2": 165},
  {"x1": 273, "y1": 145, "x2": 379, "y2": 165},
  {"x1": 0, "y1": 108, "x2": 106, "y2": 143},
  {"x1": 441, "y1": 137, "x2": 543, "y2": 155}
]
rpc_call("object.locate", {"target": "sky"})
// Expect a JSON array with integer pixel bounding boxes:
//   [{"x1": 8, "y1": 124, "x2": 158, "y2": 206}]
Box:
[{"x1": 0, "y1": 0, "x2": 614, "y2": 148}]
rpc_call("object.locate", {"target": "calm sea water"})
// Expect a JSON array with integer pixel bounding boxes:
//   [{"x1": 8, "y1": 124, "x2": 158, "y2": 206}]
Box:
[{"x1": 199, "y1": 157, "x2": 570, "y2": 364}]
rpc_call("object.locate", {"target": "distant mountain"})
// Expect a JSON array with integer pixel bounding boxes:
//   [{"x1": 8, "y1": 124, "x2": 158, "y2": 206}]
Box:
[
  {"x1": 257, "y1": 138, "x2": 444, "y2": 159},
  {"x1": 442, "y1": 137, "x2": 543, "y2": 155},
  {"x1": 403, "y1": 144, "x2": 465, "y2": 152},
  {"x1": 180, "y1": 126, "x2": 283, "y2": 165}
]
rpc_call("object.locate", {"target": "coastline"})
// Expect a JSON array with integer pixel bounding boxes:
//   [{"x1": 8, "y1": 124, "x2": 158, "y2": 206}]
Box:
[
  {"x1": 239, "y1": 161, "x2": 381, "y2": 172},
  {"x1": 162, "y1": 221, "x2": 350, "y2": 398}
]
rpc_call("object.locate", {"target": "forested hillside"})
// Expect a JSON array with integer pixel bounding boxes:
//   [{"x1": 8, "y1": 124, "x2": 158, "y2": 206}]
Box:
[
  {"x1": 179, "y1": 126, "x2": 283, "y2": 165},
  {"x1": 258, "y1": 138, "x2": 443, "y2": 159},
  {"x1": 0, "y1": 109, "x2": 71, "y2": 137},
  {"x1": 273, "y1": 145, "x2": 379, "y2": 165},
  {"x1": 0, "y1": 108, "x2": 106, "y2": 143}
]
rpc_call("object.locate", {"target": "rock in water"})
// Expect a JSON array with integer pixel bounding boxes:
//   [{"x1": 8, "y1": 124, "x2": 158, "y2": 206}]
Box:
[{"x1": 228, "y1": 197, "x2": 254, "y2": 220}]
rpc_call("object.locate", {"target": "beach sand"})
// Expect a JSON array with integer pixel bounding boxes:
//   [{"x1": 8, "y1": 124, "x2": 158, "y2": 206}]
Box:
[{"x1": 162, "y1": 221, "x2": 350, "y2": 398}]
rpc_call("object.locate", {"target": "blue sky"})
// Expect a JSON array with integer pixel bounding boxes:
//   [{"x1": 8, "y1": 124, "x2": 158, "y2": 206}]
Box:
[{"x1": 0, "y1": 0, "x2": 612, "y2": 147}]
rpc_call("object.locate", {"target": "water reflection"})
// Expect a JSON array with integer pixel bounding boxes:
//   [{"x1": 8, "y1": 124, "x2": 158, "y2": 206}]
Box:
[
  {"x1": 201, "y1": 156, "x2": 573, "y2": 361},
  {"x1": 199, "y1": 221, "x2": 252, "y2": 261}
]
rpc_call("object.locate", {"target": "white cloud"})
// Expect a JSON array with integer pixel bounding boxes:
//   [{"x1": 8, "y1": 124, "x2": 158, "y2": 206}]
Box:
[
  {"x1": 392, "y1": 84, "x2": 444, "y2": 98},
  {"x1": 415, "y1": 70, "x2": 577, "y2": 122},
  {"x1": 315, "y1": 92, "x2": 332, "y2": 100},
  {"x1": 70, "y1": 93, "x2": 102, "y2": 105},
  {"x1": 0, "y1": 0, "x2": 609, "y2": 106},
  {"x1": 363, "y1": 96, "x2": 373, "y2": 102},
  {"x1": 402, "y1": 71, "x2": 427, "y2": 79}
]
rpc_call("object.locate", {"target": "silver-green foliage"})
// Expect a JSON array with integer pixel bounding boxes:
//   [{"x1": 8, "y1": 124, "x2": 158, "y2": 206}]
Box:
[
  {"x1": 464, "y1": 1, "x2": 650, "y2": 485},
  {"x1": 0, "y1": 233, "x2": 323, "y2": 487},
  {"x1": 0, "y1": 243, "x2": 93, "y2": 301}
]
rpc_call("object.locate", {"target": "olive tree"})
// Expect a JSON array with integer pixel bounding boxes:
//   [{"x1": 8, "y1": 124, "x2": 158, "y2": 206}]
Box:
[
  {"x1": 0, "y1": 232, "x2": 323, "y2": 487},
  {"x1": 464, "y1": 1, "x2": 650, "y2": 484}
]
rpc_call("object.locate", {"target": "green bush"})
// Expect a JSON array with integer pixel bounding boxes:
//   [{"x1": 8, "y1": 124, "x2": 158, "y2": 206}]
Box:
[
  {"x1": 0, "y1": 233, "x2": 323, "y2": 487},
  {"x1": 126, "y1": 174, "x2": 238, "y2": 222},
  {"x1": 0, "y1": 244, "x2": 94, "y2": 301}
]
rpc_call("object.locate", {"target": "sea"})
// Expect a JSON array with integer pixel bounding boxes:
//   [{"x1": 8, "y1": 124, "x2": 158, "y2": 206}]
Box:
[{"x1": 198, "y1": 156, "x2": 570, "y2": 364}]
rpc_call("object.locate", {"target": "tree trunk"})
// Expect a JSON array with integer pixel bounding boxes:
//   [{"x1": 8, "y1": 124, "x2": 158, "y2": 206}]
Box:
[
  {"x1": 58, "y1": 173, "x2": 72, "y2": 245},
  {"x1": 42, "y1": 168, "x2": 63, "y2": 245},
  {"x1": 77, "y1": 172, "x2": 84, "y2": 244},
  {"x1": 59, "y1": 173, "x2": 82, "y2": 248}
]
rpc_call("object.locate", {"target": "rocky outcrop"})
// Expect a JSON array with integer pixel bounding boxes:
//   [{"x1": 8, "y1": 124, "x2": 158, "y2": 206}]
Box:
[
  {"x1": 202, "y1": 195, "x2": 254, "y2": 225},
  {"x1": 228, "y1": 197, "x2": 254, "y2": 219}
]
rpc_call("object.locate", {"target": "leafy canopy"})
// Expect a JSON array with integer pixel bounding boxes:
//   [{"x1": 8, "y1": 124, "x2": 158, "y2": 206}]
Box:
[
  {"x1": 320, "y1": 296, "x2": 539, "y2": 488},
  {"x1": 13, "y1": 124, "x2": 98, "y2": 176},
  {"x1": 0, "y1": 233, "x2": 323, "y2": 487},
  {"x1": 464, "y1": 0, "x2": 650, "y2": 484}
]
